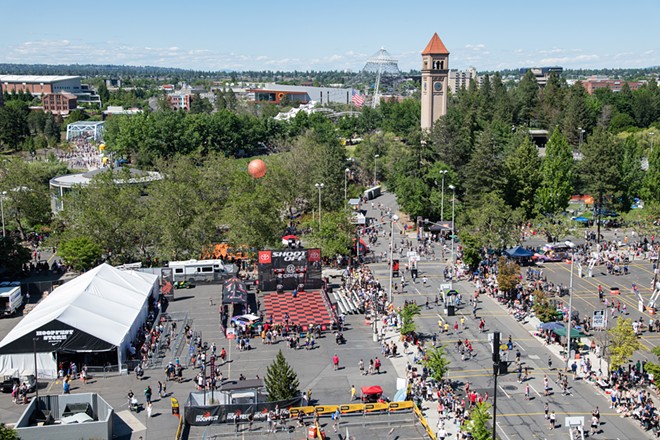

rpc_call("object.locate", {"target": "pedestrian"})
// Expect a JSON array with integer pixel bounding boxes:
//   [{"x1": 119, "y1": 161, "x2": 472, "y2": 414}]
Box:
[
  {"x1": 158, "y1": 381, "x2": 163, "y2": 398},
  {"x1": 374, "y1": 357, "x2": 381, "y2": 374},
  {"x1": 524, "y1": 383, "x2": 530, "y2": 400},
  {"x1": 248, "y1": 413, "x2": 254, "y2": 431},
  {"x1": 543, "y1": 375, "x2": 549, "y2": 396},
  {"x1": 460, "y1": 316, "x2": 465, "y2": 329},
  {"x1": 358, "y1": 359, "x2": 365, "y2": 375},
  {"x1": 544, "y1": 402, "x2": 549, "y2": 420},
  {"x1": 549, "y1": 411, "x2": 556, "y2": 430},
  {"x1": 333, "y1": 354, "x2": 339, "y2": 370},
  {"x1": 548, "y1": 356, "x2": 553, "y2": 370},
  {"x1": 351, "y1": 385, "x2": 357, "y2": 401},
  {"x1": 144, "y1": 385, "x2": 152, "y2": 404},
  {"x1": 332, "y1": 407, "x2": 340, "y2": 432}
]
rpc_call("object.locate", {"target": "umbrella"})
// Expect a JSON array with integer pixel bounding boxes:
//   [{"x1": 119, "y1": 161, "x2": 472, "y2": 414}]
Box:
[{"x1": 539, "y1": 321, "x2": 565, "y2": 331}]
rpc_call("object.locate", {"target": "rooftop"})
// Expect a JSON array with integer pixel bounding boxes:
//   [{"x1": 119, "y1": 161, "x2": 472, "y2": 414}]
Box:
[
  {"x1": 0, "y1": 75, "x2": 80, "y2": 83},
  {"x1": 422, "y1": 33, "x2": 449, "y2": 55}
]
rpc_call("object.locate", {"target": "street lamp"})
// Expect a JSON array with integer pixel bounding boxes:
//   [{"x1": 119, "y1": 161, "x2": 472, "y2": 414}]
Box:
[
  {"x1": 440, "y1": 170, "x2": 448, "y2": 222},
  {"x1": 448, "y1": 185, "x2": 456, "y2": 287},
  {"x1": 565, "y1": 250, "x2": 575, "y2": 371},
  {"x1": 578, "y1": 127, "x2": 585, "y2": 150},
  {"x1": 0, "y1": 191, "x2": 6, "y2": 238},
  {"x1": 344, "y1": 168, "x2": 350, "y2": 202},
  {"x1": 373, "y1": 154, "x2": 380, "y2": 186},
  {"x1": 388, "y1": 214, "x2": 399, "y2": 304},
  {"x1": 651, "y1": 132, "x2": 655, "y2": 151},
  {"x1": 315, "y1": 183, "x2": 324, "y2": 229}
]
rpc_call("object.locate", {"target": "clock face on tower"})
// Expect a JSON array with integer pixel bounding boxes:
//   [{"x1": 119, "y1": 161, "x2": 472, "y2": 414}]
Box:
[{"x1": 433, "y1": 80, "x2": 443, "y2": 92}]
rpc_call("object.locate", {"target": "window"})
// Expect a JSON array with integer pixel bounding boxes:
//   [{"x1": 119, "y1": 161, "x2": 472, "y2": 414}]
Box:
[
  {"x1": 175, "y1": 268, "x2": 183, "y2": 274},
  {"x1": 201, "y1": 267, "x2": 213, "y2": 273}
]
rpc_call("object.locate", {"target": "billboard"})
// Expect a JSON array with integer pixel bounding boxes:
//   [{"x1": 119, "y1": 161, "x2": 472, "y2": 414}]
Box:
[{"x1": 257, "y1": 248, "x2": 323, "y2": 291}]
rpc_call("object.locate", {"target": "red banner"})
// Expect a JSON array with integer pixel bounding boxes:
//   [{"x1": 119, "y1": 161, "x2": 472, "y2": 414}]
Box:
[{"x1": 258, "y1": 251, "x2": 272, "y2": 264}]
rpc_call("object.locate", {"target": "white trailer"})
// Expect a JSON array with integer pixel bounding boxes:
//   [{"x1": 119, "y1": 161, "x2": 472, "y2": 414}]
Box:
[
  {"x1": 168, "y1": 259, "x2": 229, "y2": 283},
  {"x1": 0, "y1": 282, "x2": 22, "y2": 316}
]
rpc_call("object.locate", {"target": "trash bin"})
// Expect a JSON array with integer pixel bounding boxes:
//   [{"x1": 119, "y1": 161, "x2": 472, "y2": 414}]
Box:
[
  {"x1": 499, "y1": 361, "x2": 508, "y2": 375},
  {"x1": 446, "y1": 305, "x2": 455, "y2": 316}
]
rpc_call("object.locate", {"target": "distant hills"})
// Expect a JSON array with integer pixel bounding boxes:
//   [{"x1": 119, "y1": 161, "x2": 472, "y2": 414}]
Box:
[{"x1": 0, "y1": 63, "x2": 657, "y2": 82}]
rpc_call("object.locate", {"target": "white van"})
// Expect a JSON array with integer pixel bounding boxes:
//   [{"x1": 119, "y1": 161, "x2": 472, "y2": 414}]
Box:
[
  {"x1": 0, "y1": 282, "x2": 23, "y2": 316},
  {"x1": 167, "y1": 259, "x2": 229, "y2": 283}
]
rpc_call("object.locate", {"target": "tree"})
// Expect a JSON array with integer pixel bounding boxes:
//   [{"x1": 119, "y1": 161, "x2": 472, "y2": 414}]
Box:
[
  {"x1": 304, "y1": 210, "x2": 355, "y2": 258},
  {"x1": 264, "y1": 350, "x2": 300, "y2": 401},
  {"x1": 514, "y1": 70, "x2": 539, "y2": 126},
  {"x1": 0, "y1": 100, "x2": 30, "y2": 150},
  {"x1": 400, "y1": 303, "x2": 421, "y2": 336},
  {"x1": 58, "y1": 236, "x2": 103, "y2": 271},
  {"x1": 97, "y1": 82, "x2": 110, "y2": 104},
  {"x1": 532, "y1": 290, "x2": 560, "y2": 323},
  {"x1": 562, "y1": 82, "x2": 590, "y2": 146},
  {"x1": 496, "y1": 257, "x2": 520, "y2": 299},
  {"x1": 464, "y1": 126, "x2": 506, "y2": 199},
  {"x1": 189, "y1": 93, "x2": 213, "y2": 114},
  {"x1": 0, "y1": 423, "x2": 19, "y2": 440},
  {"x1": 535, "y1": 127, "x2": 574, "y2": 215},
  {"x1": 608, "y1": 318, "x2": 641, "y2": 371},
  {"x1": 578, "y1": 127, "x2": 621, "y2": 201},
  {"x1": 460, "y1": 192, "x2": 521, "y2": 251},
  {"x1": 504, "y1": 136, "x2": 542, "y2": 218},
  {"x1": 422, "y1": 345, "x2": 451, "y2": 382},
  {"x1": 0, "y1": 235, "x2": 31, "y2": 276},
  {"x1": 462, "y1": 402, "x2": 492, "y2": 440}
]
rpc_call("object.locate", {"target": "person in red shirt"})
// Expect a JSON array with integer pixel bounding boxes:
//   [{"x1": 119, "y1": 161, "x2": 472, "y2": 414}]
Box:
[{"x1": 332, "y1": 354, "x2": 339, "y2": 370}]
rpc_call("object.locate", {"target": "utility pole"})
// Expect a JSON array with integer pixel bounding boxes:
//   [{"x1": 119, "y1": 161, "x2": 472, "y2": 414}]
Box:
[{"x1": 490, "y1": 331, "x2": 500, "y2": 440}]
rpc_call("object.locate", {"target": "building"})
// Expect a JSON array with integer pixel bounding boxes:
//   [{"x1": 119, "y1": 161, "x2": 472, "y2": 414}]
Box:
[
  {"x1": 42, "y1": 92, "x2": 77, "y2": 115},
  {"x1": 421, "y1": 33, "x2": 450, "y2": 131},
  {"x1": 0, "y1": 75, "x2": 100, "y2": 105},
  {"x1": 519, "y1": 67, "x2": 563, "y2": 87},
  {"x1": 247, "y1": 84, "x2": 353, "y2": 105},
  {"x1": 166, "y1": 93, "x2": 193, "y2": 110},
  {"x1": 102, "y1": 106, "x2": 143, "y2": 119},
  {"x1": 448, "y1": 67, "x2": 479, "y2": 94},
  {"x1": 582, "y1": 78, "x2": 644, "y2": 94},
  {"x1": 49, "y1": 167, "x2": 162, "y2": 213}
]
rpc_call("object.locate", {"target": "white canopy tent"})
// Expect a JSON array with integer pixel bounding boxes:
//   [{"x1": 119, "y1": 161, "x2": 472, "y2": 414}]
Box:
[{"x1": 0, "y1": 264, "x2": 159, "y2": 379}]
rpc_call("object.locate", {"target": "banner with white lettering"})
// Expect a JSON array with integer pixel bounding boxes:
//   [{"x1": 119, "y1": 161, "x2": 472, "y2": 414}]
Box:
[{"x1": 257, "y1": 248, "x2": 322, "y2": 291}]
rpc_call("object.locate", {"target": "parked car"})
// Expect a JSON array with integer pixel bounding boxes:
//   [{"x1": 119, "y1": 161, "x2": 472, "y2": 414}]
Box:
[{"x1": 1, "y1": 374, "x2": 36, "y2": 393}]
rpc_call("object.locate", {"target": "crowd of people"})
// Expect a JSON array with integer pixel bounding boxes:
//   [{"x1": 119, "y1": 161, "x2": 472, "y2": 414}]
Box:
[{"x1": 57, "y1": 137, "x2": 102, "y2": 170}]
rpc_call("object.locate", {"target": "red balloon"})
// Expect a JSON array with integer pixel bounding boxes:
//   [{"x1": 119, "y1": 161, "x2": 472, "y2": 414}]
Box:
[{"x1": 248, "y1": 159, "x2": 267, "y2": 178}]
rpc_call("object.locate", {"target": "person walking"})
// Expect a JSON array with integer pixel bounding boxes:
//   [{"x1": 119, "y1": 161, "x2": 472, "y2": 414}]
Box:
[
  {"x1": 524, "y1": 383, "x2": 530, "y2": 400},
  {"x1": 333, "y1": 354, "x2": 339, "y2": 370},
  {"x1": 543, "y1": 375, "x2": 549, "y2": 396},
  {"x1": 351, "y1": 385, "x2": 357, "y2": 401},
  {"x1": 144, "y1": 385, "x2": 152, "y2": 404},
  {"x1": 549, "y1": 411, "x2": 556, "y2": 430},
  {"x1": 157, "y1": 381, "x2": 163, "y2": 398}
]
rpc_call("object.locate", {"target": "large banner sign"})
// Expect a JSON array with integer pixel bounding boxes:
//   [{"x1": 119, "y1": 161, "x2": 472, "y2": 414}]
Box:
[
  {"x1": 185, "y1": 396, "x2": 302, "y2": 425},
  {"x1": 257, "y1": 248, "x2": 322, "y2": 291}
]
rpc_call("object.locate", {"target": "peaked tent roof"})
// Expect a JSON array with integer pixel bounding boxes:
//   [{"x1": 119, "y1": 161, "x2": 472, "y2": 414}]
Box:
[
  {"x1": 0, "y1": 264, "x2": 158, "y2": 350},
  {"x1": 505, "y1": 246, "x2": 535, "y2": 258},
  {"x1": 422, "y1": 33, "x2": 450, "y2": 55}
]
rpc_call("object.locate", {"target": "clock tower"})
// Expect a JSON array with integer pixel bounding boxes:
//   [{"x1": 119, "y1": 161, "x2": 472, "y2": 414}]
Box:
[{"x1": 421, "y1": 33, "x2": 450, "y2": 131}]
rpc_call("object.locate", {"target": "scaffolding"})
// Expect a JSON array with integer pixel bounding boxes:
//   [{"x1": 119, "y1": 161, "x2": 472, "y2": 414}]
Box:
[{"x1": 66, "y1": 121, "x2": 105, "y2": 142}]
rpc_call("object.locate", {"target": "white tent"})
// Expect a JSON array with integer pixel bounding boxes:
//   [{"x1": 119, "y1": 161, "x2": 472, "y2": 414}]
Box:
[{"x1": 0, "y1": 264, "x2": 159, "y2": 379}]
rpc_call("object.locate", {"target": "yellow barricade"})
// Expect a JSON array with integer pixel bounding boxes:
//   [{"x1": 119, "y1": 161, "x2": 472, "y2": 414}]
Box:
[
  {"x1": 389, "y1": 401, "x2": 414, "y2": 411},
  {"x1": 339, "y1": 404, "x2": 366, "y2": 413},
  {"x1": 413, "y1": 402, "x2": 437, "y2": 440},
  {"x1": 364, "y1": 402, "x2": 389, "y2": 412},
  {"x1": 289, "y1": 406, "x2": 316, "y2": 417},
  {"x1": 314, "y1": 405, "x2": 339, "y2": 414}
]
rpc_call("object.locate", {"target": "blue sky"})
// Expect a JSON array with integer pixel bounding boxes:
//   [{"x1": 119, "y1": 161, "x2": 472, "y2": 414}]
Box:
[{"x1": 1, "y1": 0, "x2": 658, "y2": 72}]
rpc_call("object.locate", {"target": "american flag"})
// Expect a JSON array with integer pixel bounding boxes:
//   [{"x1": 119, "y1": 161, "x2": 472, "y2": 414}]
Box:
[{"x1": 352, "y1": 90, "x2": 365, "y2": 107}]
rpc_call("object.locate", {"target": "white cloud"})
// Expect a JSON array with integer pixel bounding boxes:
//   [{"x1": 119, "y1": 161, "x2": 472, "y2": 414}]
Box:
[{"x1": 465, "y1": 44, "x2": 486, "y2": 51}]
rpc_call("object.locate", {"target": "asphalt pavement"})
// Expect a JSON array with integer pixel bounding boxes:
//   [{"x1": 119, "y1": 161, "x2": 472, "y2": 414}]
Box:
[{"x1": 362, "y1": 190, "x2": 653, "y2": 440}]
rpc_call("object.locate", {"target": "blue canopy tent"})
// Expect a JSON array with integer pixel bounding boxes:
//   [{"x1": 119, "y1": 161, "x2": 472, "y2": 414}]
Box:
[{"x1": 504, "y1": 246, "x2": 535, "y2": 258}]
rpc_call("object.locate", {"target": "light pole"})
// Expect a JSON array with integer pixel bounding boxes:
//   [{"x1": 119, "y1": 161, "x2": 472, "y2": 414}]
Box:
[
  {"x1": 578, "y1": 127, "x2": 585, "y2": 150},
  {"x1": 315, "y1": 183, "x2": 324, "y2": 229},
  {"x1": 373, "y1": 154, "x2": 379, "y2": 186},
  {"x1": 0, "y1": 191, "x2": 6, "y2": 238},
  {"x1": 565, "y1": 250, "x2": 575, "y2": 371},
  {"x1": 448, "y1": 185, "x2": 456, "y2": 288},
  {"x1": 388, "y1": 214, "x2": 399, "y2": 304},
  {"x1": 440, "y1": 170, "x2": 448, "y2": 222},
  {"x1": 344, "y1": 168, "x2": 350, "y2": 202}
]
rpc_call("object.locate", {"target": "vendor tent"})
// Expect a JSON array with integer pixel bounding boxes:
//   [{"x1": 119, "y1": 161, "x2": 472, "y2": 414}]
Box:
[
  {"x1": 551, "y1": 327, "x2": 585, "y2": 338},
  {"x1": 222, "y1": 277, "x2": 248, "y2": 305},
  {"x1": 0, "y1": 264, "x2": 158, "y2": 379},
  {"x1": 505, "y1": 246, "x2": 535, "y2": 258},
  {"x1": 429, "y1": 222, "x2": 453, "y2": 233}
]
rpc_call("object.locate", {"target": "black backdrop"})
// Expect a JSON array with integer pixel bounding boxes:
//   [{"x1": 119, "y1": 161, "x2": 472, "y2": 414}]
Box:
[{"x1": 257, "y1": 248, "x2": 323, "y2": 291}]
